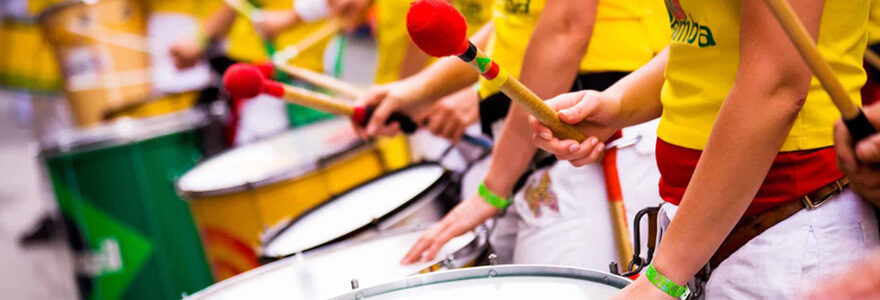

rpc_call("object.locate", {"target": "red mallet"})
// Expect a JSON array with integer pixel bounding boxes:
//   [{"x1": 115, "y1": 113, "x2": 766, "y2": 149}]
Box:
[
  {"x1": 222, "y1": 64, "x2": 417, "y2": 132},
  {"x1": 405, "y1": 0, "x2": 586, "y2": 141}
]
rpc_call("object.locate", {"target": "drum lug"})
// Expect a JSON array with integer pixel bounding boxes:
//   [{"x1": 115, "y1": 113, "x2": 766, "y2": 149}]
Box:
[
  {"x1": 488, "y1": 253, "x2": 498, "y2": 266},
  {"x1": 350, "y1": 278, "x2": 359, "y2": 290},
  {"x1": 442, "y1": 254, "x2": 457, "y2": 269}
]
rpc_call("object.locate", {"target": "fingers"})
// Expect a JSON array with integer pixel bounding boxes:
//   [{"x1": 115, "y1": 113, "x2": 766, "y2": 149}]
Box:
[
  {"x1": 419, "y1": 226, "x2": 459, "y2": 262},
  {"x1": 834, "y1": 120, "x2": 859, "y2": 173},
  {"x1": 855, "y1": 133, "x2": 880, "y2": 163},
  {"x1": 568, "y1": 141, "x2": 605, "y2": 167},
  {"x1": 557, "y1": 91, "x2": 602, "y2": 124},
  {"x1": 401, "y1": 234, "x2": 433, "y2": 264},
  {"x1": 544, "y1": 90, "x2": 587, "y2": 112}
]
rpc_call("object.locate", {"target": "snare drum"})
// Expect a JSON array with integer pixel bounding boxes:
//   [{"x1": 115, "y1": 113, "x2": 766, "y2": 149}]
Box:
[
  {"x1": 331, "y1": 265, "x2": 630, "y2": 300},
  {"x1": 185, "y1": 226, "x2": 487, "y2": 300},
  {"x1": 261, "y1": 163, "x2": 456, "y2": 260},
  {"x1": 39, "y1": 0, "x2": 152, "y2": 127},
  {"x1": 177, "y1": 119, "x2": 399, "y2": 280}
]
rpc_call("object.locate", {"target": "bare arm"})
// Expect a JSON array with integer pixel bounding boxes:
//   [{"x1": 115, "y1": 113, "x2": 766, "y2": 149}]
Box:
[
  {"x1": 650, "y1": 0, "x2": 821, "y2": 286},
  {"x1": 484, "y1": 0, "x2": 599, "y2": 195},
  {"x1": 203, "y1": 5, "x2": 238, "y2": 41}
]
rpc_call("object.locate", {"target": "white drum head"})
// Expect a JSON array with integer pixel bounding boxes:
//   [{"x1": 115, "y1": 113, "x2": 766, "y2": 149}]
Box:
[
  {"x1": 331, "y1": 265, "x2": 628, "y2": 300},
  {"x1": 186, "y1": 229, "x2": 478, "y2": 300},
  {"x1": 177, "y1": 119, "x2": 360, "y2": 194},
  {"x1": 263, "y1": 164, "x2": 446, "y2": 257}
]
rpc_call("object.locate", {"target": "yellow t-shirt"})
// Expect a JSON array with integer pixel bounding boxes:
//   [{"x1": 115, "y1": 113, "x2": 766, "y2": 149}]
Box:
[
  {"x1": 869, "y1": 0, "x2": 880, "y2": 45},
  {"x1": 225, "y1": 0, "x2": 332, "y2": 72},
  {"x1": 373, "y1": 0, "x2": 492, "y2": 84},
  {"x1": 658, "y1": 0, "x2": 868, "y2": 151},
  {"x1": 478, "y1": 0, "x2": 669, "y2": 98}
]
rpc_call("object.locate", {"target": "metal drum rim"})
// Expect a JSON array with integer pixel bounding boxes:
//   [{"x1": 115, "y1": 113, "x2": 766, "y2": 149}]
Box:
[
  {"x1": 39, "y1": 108, "x2": 209, "y2": 158},
  {"x1": 174, "y1": 119, "x2": 371, "y2": 198},
  {"x1": 329, "y1": 264, "x2": 632, "y2": 300},
  {"x1": 183, "y1": 224, "x2": 488, "y2": 300},
  {"x1": 259, "y1": 162, "x2": 452, "y2": 259}
]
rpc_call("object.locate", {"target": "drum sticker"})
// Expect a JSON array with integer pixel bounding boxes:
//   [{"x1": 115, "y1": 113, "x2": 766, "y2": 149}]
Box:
[{"x1": 523, "y1": 171, "x2": 559, "y2": 217}]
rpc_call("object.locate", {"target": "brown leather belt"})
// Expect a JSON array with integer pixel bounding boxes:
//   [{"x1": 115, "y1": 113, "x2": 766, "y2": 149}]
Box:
[{"x1": 709, "y1": 178, "x2": 850, "y2": 269}]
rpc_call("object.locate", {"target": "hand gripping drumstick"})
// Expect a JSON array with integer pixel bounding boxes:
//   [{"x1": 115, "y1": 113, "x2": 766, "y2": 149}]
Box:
[
  {"x1": 405, "y1": 0, "x2": 586, "y2": 142},
  {"x1": 763, "y1": 0, "x2": 877, "y2": 142},
  {"x1": 405, "y1": 0, "x2": 633, "y2": 265},
  {"x1": 223, "y1": 63, "x2": 419, "y2": 132}
]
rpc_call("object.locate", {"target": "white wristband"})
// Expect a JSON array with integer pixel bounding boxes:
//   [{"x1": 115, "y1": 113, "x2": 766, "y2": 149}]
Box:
[{"x1": 294, "y1": 0, "x2": 330, "y2": 22}]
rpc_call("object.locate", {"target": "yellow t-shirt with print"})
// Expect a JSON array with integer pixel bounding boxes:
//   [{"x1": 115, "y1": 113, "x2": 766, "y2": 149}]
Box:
[
  {"x1": 657, "y1": 0, "x2": 868, "y2": 151},
  {"x1": 373, "y1": 0, "x2": 492, "y2": 84},
  {"x1": 478, "y1": 0, "x2": 669, "y2": 98},
  {"x1": 225, "y1": 0, "x2": 332, "y2": 72}
]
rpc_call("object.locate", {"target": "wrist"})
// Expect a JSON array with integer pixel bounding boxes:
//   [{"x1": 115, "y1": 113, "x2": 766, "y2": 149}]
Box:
[
  {"x1": 482, "y1": 178, "x2": 512, "y2": 199},
  {"x1": 645, "y1": 263, "x2": 690, "y2": 299}
]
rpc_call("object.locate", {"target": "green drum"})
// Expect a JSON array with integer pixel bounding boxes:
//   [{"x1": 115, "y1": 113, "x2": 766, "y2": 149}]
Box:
[{"x1": 41, "y1": 109, "x2": 214, "y2": 300}]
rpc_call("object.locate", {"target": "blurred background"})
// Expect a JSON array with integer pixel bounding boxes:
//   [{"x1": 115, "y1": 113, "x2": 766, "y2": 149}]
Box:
[{"x1": 0, "y1": 0, "x2": 490, "y2": 298}]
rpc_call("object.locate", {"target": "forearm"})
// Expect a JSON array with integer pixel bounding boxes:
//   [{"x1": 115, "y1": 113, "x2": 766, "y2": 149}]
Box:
[
  {"x1": 203, "y1": 6, "x2": 237, "y2": 41},
  {"x1": 602, "y1": 48, "x2": 667, "y2": 128},
  {"x1": 653, "y1": 85, "x2": 802, "y2": 283},
  {"x1": 484, "y1": 105, "x2": 538, "y2": 197}
]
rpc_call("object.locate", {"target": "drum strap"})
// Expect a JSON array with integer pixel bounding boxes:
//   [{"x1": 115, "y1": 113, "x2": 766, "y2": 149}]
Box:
[{"x1": 709, "y1": 177, "x2": 849, "y2": 269}]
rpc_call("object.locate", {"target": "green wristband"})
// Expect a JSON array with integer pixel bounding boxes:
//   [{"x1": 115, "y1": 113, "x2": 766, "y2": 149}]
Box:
[
  {"x1": 478, "y1": 182, "x2": 510, "y2": 209},
  {"x1": 646, "y1": 264, "x2": 689, "y2": 299}
]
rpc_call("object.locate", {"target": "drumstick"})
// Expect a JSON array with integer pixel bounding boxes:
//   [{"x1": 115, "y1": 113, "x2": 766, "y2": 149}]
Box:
[
  {"x1": 272, "y1": 18, "x2": 364, "y2": 99},
  {"x1": 865, "y1": 49, "x2": 880, "y2": 73},
  {"x1": 405, "y1": 0, "x2": 586, "y2": 142},
  {"x1": 223, "y1": 63, "x2": 418, "y2": 132},
  {"x1": 763, "y1": 0, "x2": 877, "y2": 142},
  {"x1": 405, "y1": 0, "x2": 632, "y2": 266},
  {"x1": 600, "y1": 132, "x2": 635, "y2": 268}
]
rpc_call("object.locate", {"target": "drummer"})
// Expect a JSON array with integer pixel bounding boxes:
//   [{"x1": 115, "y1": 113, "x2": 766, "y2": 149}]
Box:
[
  {"x1": 355, "y1": 0, "x2": 669, "y2": 268},
  {"x1": 529, "y1": 0, "x2": 878, "y2": 298},
  {"x1": 169, "y1": 0, "x2": 338, "y2": 143}
]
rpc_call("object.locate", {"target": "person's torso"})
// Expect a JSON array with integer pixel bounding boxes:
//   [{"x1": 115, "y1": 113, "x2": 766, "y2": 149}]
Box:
[
  {"x1": 658, "y1": 0, "x2": 869, "y2": 151},
  {"x1": 479, "y1": 0, "x2": 670, "y2": 98},
  {"x1": 226, "y1": 0, "x2": 332, "y2": 72}
]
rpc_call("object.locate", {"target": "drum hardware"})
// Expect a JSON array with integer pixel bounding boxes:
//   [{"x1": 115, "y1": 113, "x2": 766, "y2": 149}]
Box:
[
  {"x1": 605, "y1": 133, "x2": 641, "y2": 150},
  {"x1": 487, "y1": 253, "x2": 498, "y2": 265},
  {"x1": 610, "y1": 204, "x2": 661, "y2": 277},
  {"x1": 351, "y1": 279, "x2": 359, "y2": 290}
]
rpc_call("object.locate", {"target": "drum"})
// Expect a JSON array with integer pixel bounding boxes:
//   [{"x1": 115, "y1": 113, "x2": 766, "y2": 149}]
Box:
[
  {"x1": 177, "y1": 118, "x2": 399, "y2": 280},
  {"x1": 40, "y1": 109, "x2": 213, "y2": 300},
  {"x1": 185, "y1": 226, "x2": 487, "y2": 300},
  {"x1": 39, "y1": 0, "x2": 153, "y2": 127},
  {"x1": 331, "y1": 265, "x2": 630, "y2": 300},
  {"x1": 261, "y1": 162, "x2": 456, "y2": 260}
]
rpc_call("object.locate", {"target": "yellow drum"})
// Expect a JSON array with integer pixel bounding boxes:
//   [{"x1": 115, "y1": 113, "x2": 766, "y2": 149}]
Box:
[
  {"x1": 39, "y1": 0, "x2": 152, "y2": 127},
  {"x1": 176, "y1": 119, "x2": 408, "y2": 280}
]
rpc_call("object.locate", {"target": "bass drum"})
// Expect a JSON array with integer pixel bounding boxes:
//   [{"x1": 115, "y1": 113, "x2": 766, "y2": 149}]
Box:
[
  {"x1": 261, "y1": 163, "x2": 457, "y2": 260},
  {"x1": 177, "y1": 118, "x2": 400, "y2": 280},
  {"x1": 332, "y1": 265, "x2": 630, "y2": 300},
  {"x1": 185, "y1": 226, "x2": 487, "y2": 300}
]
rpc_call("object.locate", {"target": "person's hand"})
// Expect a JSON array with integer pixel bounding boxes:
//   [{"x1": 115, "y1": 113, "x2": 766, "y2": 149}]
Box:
[
  {"x1": 254, "y1": 11, "x2": 298, "y2": 39},
  {"x1": 168, "y1": 37, "x2": 205, "y2": 70},
  {"x1": 834, "y1": 103, "x2": 880, "y2": 204},
  {"x1": 327, "y1": 0, "x2": 372, "y2": 32},
  {"x1": 416, "y1": 88, "x2": 479, "y2": 142},
  {"x1": 611, "y1": 276, "x2": 677, "y2": 300},
  {"x1": 352, "y1": 79, "x2": 429, "y2": 137},
  {"x1": 529, "y1": 90, "x2": 621, "y2": 166},
  {"x1": 805, "y1": 251, "x2": 880, "y2": 300},
  {"x1": 400, "y1": 193, "x2": 499, "y2": 264}
]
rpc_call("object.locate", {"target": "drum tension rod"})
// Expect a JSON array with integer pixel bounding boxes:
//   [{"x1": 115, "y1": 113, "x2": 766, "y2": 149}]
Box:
[{"x1": 610, "y1": 205, "x2": 661, "y2": 277}]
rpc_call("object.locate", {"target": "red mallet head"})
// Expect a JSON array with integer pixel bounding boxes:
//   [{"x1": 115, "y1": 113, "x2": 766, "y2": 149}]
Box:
[
  {"x1": 222, "y1": 63, "x2": 284, "y2": 99},
  {"x1": 406, "y1": 0, "x2": 469, "y2": 57}
]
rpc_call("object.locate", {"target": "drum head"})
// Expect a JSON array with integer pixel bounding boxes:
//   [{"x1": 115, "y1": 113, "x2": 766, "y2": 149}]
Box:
[
  {"x1": 176, "y1": 118, "x2": 363, "y2": 195},
  {"x1": 263, "y1": 164, "x2": 446, "y2": 257},
  {"x1": 186, "y1": 228, "x2": 482, "y2": 300},
  {"x1": 331, "y1": 265, "x2": 630, "y2": 300}
]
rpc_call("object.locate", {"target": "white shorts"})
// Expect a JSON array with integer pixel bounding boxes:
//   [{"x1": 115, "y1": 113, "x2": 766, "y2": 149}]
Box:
[
  {"x1": 660, "y1": 189, "x2": 880, "y2": 299},
  {"x1": 492, "y1": 120, "x2": 662, "y2": 269}
]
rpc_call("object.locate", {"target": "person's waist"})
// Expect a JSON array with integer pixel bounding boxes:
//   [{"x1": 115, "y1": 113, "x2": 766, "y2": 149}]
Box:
[{"x1": 656, "y1": 139, "x2": 844, "y2": 217}]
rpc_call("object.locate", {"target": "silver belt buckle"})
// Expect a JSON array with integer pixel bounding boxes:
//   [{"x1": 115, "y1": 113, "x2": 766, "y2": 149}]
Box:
[{"x1": 801, "y1": 180, "x2": 844, "y2": 210}]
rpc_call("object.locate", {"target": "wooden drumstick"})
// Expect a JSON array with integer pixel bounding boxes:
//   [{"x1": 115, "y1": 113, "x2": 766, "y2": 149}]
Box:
[
  {"x1": 405, "y1": 0, "x2": 586, "y2": 142},
  {"x1": 865, "y1": 49, "x2": 880, "y2": 73},
  {"x1": 223, "y1": 63, "x2": 418, "y2": 132},
  {"x1": 763, "y1": 0, "x2": 877, "y2": 142},
  {"x1": 272, "y1": 18, "x2": 365, "y2": 99},
  {"x1": 406, "y1": 0, "x2": 634, "y2": 266}
]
